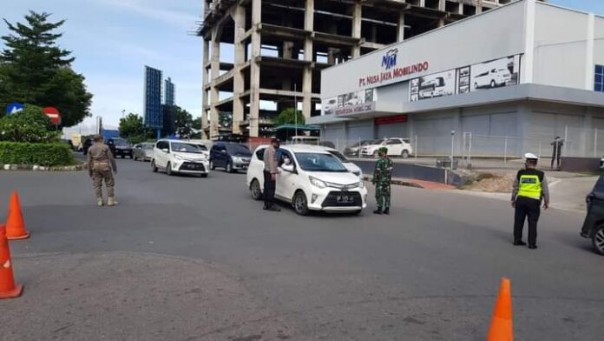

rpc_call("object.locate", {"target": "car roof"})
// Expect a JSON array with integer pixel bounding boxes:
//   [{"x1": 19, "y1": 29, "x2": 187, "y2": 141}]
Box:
[{"x1": 255, "y1": 144, "x2": 333, "y2": 154}]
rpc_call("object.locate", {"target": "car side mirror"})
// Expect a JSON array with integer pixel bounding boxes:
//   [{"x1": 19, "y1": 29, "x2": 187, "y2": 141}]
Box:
[
  {"x1": 281, "y1": 164, "x2": 295, "y2": 173},
  {"x1": 162, "y1": 148, "x2": 169, "y2": 153}
]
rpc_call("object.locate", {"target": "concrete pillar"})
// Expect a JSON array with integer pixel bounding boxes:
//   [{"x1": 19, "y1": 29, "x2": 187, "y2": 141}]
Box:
[
  {"x1": 438, "y1": 0, "x2": 446, "y2": 11},
  {"x1": 352, "y1": 1, "x2": 362, "y2": 58},
  {"x1": 438, "y1": 17, "x2": 446, "y2": 28},
  {"x1": 303, "y1": 0, "x2": 314, "y2": 119},
  {"x1": 232, "y1": 5, "x2": 246, "y2": 134},
  {"x1": 585, "y1": 13, "x2": 595, "y2": 90},
  {"x1": 583, "y1": 107, "x2": 594, "y2": 157},
  {"x1": 397, "y1": 13, "x2": 405, "y2": 42},
  {"x1": 249, "y1": 0, "x2": 262, "y2": 137},
  {"x1": 202, "y1": 39, "x2": 210, "y2": 136},
  {"x1": 522, "y1": 0, "x2": 536, "y2": 84},
  {"x1": 210, "y1": 28, "x2": 221, "y2": 139}
]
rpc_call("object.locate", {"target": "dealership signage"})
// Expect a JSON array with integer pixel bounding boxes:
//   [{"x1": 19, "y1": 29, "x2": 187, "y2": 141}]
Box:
[
  {"x1": 359, "y1": 48, "x2": 429, "y2": 87},
  {"x1": 334, "y1": 102, "x2": 375, "y2": 116}
]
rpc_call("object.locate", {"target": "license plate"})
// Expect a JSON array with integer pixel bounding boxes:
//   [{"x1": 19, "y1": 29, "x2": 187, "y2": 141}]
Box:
[{"x1": 337, "y1": 195, "x2": 353, "y2": 203}]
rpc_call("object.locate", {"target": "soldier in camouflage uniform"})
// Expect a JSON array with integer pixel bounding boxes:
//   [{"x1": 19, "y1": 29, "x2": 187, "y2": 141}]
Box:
[
  {"x1": 87, "y1": 135, "x2": 118, "y2": 207},
  {"x1": 372, "y1": 147, "x2": 394, "y2": 215}
]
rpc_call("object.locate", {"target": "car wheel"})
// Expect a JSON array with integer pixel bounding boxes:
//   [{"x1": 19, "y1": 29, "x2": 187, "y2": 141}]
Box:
[
  {"x1": 200, "y1": 173, "x2": 208, "y2": 178},
  {"x1": 592, "y1": 225, "x2": 604, "y2": 256},
  {"x1": 250, "y1": 179, "x2": 262, "y2": 200},
  {"x1": 293, "y1": 190, "x2": 310, "y2": 216},
  {"x1": 401, "y1": 150, "x2": 409, "y2": 158},
  {"x1": 490, "y1": 80, "x2": 496, "y2": 88},
  {"x1": 210, "y1": 160, "x2": 216, "y2": 170},
  {"x1": 129, "y1": 154, "x2": 133, "y2": 159},
  {"x1": 151, "y1": 160, "x2": 158, "y2": 173},
  {"x1": 226, "y1": 162, "x2": 233, "y2": 173},
  {"x1": 166, "y1": 162, "x2": 173, "y2": 176}
]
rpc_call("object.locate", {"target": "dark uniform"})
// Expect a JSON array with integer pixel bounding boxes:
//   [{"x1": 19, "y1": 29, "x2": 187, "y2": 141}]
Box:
[
  {"x1": 550, "y1": 137, "x2": 564, "y2": 170},
  {"x1": 511, "y1": 155, "x2": 550, "y2": 249},
  {"x1": 87, "y1": 139, "x2": 118, "y2": 206},
  {"x1": 372, "y1": 147, "x2": 394, "y2": 215}
]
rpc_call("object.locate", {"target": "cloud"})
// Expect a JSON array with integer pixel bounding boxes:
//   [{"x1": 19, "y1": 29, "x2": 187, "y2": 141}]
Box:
[{"x1": 93, "y1": 0, "x2": 200, "y2": 30}]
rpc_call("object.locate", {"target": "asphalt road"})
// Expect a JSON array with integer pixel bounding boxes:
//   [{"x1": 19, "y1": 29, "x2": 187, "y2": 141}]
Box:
[{"x1": 0, "y1": 158, "x2": 602, "y2": 341}]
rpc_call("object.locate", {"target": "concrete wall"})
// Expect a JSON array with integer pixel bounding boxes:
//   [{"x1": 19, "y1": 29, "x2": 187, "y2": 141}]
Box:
[
  {"x1": 532, "y1": 4, "x2": 591, "y2": 90},
  {"x1": 595, "y1": 17, "x2": 604, "y2": 67}
]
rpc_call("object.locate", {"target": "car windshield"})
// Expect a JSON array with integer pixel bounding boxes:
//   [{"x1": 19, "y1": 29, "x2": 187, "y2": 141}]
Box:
[
  {"x1": 226, "y1": 144, "x2": 251, "y2": 156},
  {"x1": 142, "y1": 144, "x2": 153, "y2": 150},
  {"x1": 328, "y1": 150, "x2": 350, "y2": 163},
  {"x1": 171, "y1": 142, "x2": 202, "y2": 154},
  {"x1": 113, "y1": 139, "x2": 129, "y2": 146},
  {"x1": 196, "y1": 145, "x2": 208, "y2": 151},
  {"x1": 294, "y1": 152, "x2": 348, "y2": 172},
  {"x1": 370, "y1": 139, "x2": 384, "y2": 145}
]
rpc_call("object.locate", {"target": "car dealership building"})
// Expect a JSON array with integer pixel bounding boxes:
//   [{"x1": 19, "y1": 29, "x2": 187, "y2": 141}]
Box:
[{"x1": 308, "y1": 0, "x2": 604, "y2": 158}]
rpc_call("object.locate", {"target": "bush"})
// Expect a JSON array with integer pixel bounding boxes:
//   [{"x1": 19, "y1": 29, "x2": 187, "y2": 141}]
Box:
[
  {"x1": 0, "y1": 142, "x2": 74, "y2": 166},
  {"x1": 0, "y1": 105, "x2": 60, "y2": 143}
]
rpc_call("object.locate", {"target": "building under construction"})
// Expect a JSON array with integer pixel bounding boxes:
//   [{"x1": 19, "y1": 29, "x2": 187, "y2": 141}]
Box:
[{"x1": 198, "y1": 0, "x2": 520, "y2": 139}]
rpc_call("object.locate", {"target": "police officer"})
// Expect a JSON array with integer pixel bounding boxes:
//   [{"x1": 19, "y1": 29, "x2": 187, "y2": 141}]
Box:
[
  {"x1": 511, "y1": 153, "x2": 550, "y2": 249},
  {"x1": 87, "y1": 135, "x2": 118, "y2": 207},
  {"x1": 372, "y1": 147, "x2": 394, "y2": 215},
  {"x1": 262, "y1": 138, "x2": 281, "y2": 212}
]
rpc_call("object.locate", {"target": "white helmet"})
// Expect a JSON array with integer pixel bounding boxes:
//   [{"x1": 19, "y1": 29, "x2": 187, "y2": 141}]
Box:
[{"x1": 524, "y1": 153, "x2": 539, "y2": 160}]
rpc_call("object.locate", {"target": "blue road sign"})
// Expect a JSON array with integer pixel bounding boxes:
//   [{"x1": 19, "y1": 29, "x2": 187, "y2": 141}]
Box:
[{"x1": 6, "y1": 102, "x2": 24, "y2": 115}]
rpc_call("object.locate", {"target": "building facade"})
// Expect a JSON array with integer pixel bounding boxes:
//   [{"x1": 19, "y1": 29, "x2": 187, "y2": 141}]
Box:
[
  {"x1": 198, "y1": 0, "x2": 521, "y2": 139},
  {"x1": 310, "y1": 0, "x2": 604, "y2": 158},
  {"x1": 144, "y1": 66, "x2": 163, "y2": 137}
]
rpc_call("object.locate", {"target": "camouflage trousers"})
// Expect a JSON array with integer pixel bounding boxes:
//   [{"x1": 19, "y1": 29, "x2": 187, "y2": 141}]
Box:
[
  {"x1": 92, "y1": 163, "x2": 115, "y2": 199},
  {"x1": 375, "y1": 182, "x2": 391, "y2": 209}
]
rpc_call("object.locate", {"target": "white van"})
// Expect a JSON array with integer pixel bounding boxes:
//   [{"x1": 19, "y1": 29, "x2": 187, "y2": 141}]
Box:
[
  {"x1": 151, "y1": 139, "x2": 210, "y2": 177},
  {"x1": 246, "y1": 144, "x2": 368, "y2": 215}
]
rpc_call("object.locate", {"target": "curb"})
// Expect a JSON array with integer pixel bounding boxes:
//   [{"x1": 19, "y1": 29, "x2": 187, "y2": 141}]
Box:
[{"x1": 0, "y1": 162, "x2": 87, "y2": 172}]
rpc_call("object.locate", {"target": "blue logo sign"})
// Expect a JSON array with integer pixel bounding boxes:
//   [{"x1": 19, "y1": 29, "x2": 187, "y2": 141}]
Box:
[
  {"x1": 6, "y1": 102, "x2": 24, "y2": 115},
  {"x1": 381, "y1": 48, "x2": 398, "y2": 70}
]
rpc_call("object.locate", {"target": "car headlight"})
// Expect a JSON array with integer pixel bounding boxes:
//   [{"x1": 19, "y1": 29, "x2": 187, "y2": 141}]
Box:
[
  {"x1": 357, "y1": 181, "x2": 365, "y2": 189},
  {"x1": 232, "y1": 156, "x2": 241, "y2": 163},
  {"x1": 309, "y1": 176, "x2": 327, "y2": 189},
  {"x1": 174, "y1": 154, "x2": 183, "y2": 160}
]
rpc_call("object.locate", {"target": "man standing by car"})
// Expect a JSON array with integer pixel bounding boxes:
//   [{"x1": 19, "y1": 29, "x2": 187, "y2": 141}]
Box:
[
  {"x1": 87, "y1": 135, "x2": 118, "y2": 207},
  {"x1": 262, "y1": 138, "x2": 281, "y2": 211},
  {"x1": 511, "y1": 153, "x2": 550, "y2": 249},
  {"x1": 550, "y1": 136, "x2": 564, "y2": 170},
  {"x1": 372, "y1": 147, "x2": 394, "y2": 215}
]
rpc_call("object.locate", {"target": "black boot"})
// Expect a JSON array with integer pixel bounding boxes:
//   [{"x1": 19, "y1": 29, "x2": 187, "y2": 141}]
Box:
[
  {"x1": 373, "y1": 208, "x2": 382, "y2": 215},
  {"x1": 383, "y1": 208, "x2": 390, "y2": 215}
]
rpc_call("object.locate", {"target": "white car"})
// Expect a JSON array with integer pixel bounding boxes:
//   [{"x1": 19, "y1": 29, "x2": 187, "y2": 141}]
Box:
[
  {"x1": 247, "y1": 145, "x2": 368, "y2": 215},
  {"x1": 474, "y1": 67, "x2": 512, "y2": 89},
  {"x1": 151, "y1": 139, "x2": 210, "y2": 177},
  {"x1": 361, "y1": 138, "x2": 413, "y2": 158},
  {"x1": 312, "y1": 146, "x2": 363, "y2": 179}
]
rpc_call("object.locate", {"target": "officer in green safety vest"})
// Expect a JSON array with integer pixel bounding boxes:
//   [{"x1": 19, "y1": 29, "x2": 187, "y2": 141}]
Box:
[{"x1": 511, "y1": 153, "x2": 550, "y2": 249}]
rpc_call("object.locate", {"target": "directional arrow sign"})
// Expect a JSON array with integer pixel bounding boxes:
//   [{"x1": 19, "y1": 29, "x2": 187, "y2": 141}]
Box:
[
  {"x1": 6, "y1": 102, "x2": 24, "y2": 115},
  {"x1": 43, "y1": 107, "x2": 62, "y2": 125}
]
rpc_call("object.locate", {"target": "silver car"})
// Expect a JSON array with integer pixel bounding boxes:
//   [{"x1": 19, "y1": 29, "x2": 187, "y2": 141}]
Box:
[{"x1": 133, "y1": 142, "x2": 154, "y2": 162}]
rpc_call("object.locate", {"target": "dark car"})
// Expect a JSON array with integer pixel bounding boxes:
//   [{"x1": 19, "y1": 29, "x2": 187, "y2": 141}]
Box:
[
  {"x1": 209, "y1": 142, "x2": 252, "y2": 173},
  {"x1": 107, "y1": 138, "x2": 133, "y2": 159},
  {"x1": 580, "y1": 174, "x2": 604, "y2": 256},
  {"x1": 82, "y1": 138, "x2": 93, "y2": 155}
]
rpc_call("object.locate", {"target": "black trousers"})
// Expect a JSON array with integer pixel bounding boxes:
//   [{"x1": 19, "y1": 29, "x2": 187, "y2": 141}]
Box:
[
  {"x1": 263, "y1": 171, "x2": 276, "y2": 207},
  {"x1": 514, "y1": 196, "x2": 541, "y2": 245},
  {"x1": 551, "y1": 151, "x2": 561, "y2": 168}
]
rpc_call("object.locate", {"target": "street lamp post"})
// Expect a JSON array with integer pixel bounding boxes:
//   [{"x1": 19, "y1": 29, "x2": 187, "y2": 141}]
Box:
[{"x1": 450, "y1": 130, "x2": 456, "y2": 169}]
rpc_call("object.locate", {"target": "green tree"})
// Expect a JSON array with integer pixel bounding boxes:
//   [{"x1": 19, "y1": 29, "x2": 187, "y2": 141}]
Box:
[
  {"x1": 0, "y1": 104, "x2": 59, "y2": 142},
  {"x1": 174, "y1": 106, "x2": 194, "y2": 138},
  {"x1": 0, "y1": 11, "x2": 92, "y2": 126},
  {"x1": 119, "y1": 113, "x2": 145, "y2": 139},
  {"x1": 272, "y1": 108, "x2": 305, "y2": 126}
]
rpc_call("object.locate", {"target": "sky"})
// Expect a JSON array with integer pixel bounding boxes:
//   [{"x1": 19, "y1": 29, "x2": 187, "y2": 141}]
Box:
[{"x1": 1, "y1": 0, "x2": 603, "y2": 130}]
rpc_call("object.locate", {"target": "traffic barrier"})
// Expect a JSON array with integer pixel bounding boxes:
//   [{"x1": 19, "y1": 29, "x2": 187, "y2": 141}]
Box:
[
  {"x1": 0, "y1": 224, "x2": 23, "y2": 299},
  {"x1": 487, "y1": 277, "x2": 514, "y2": 341},
  {"x1": 6, "y1": 191, "x2": 30, "y2": 240}
]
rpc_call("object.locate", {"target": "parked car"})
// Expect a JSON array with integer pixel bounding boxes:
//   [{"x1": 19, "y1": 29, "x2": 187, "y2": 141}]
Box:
[
  {"x1": 361, "y1": 138, "x2": 413, "y2": 158},
  {"x1": 580, "y1": 174, "x2": 604, "y2": 255},
  {"x1": 82, "y1": 137, "x2": 93, "y2": 155},
  {"x1": 247, "y1": 144, "x2": 368, "y2": 215},
  {"x1": 107, "y1": 138, "x2": 133, "y2": 159},
  {"x1": 133, "y1": 142, "x2": 154, "y2": 162},
  {"x1": 210, "y1": 142, "x2": 252, "y2": 173},
  {"x1": 323, "y1": 98, "x2": 337, "y2": 115},
  {"x1": 313, "y1": 146, "x2": 363, "y2": 179},
  {"x1": 474, "y1": 67, "x2": 512, "y2": 89},
  {"x1": 344, "y1": 140, "x2": 373, "y2": 157},
  {"x1": 151, "y1": 139, "x2": 210, "y2": 177}
]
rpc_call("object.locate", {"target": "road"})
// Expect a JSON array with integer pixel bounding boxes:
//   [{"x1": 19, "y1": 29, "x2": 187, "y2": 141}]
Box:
[{"x1": 0, "y1": 158, "x2": 602, "y2": 341}]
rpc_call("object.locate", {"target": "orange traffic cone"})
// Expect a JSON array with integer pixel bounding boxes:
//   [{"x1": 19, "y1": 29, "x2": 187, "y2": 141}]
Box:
[
  {"x1": 0, "y1": 224, "x2": 23, "y2": 299},
  {"x1": 487, "y1": 277, "x2": 514, "y2": 341},
  {"x1": 6, "y1": 191, "x2": 30, "y2": 240}
]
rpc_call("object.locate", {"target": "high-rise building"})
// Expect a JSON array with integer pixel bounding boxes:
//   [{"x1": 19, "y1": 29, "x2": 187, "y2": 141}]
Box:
[
  {"x1": 144, "y1": 66, "x2": 163, "y2": 137},
  {"x1": 198, "y1": 0, "x2": 534, "y2": 139},
  {"x1": 165, "y1": 77, "x2": 175, "y2": 106}
]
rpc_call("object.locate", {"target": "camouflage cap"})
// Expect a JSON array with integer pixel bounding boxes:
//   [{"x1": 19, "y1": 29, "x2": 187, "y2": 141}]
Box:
[{"x1": 379, "y1": 147, "x2": 388, "y2": 154}]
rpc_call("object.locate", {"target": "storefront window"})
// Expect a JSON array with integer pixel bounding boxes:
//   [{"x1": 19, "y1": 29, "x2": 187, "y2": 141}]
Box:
[{"x1": 595, "y1": 65, "x2": 604, "y2": 93}]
